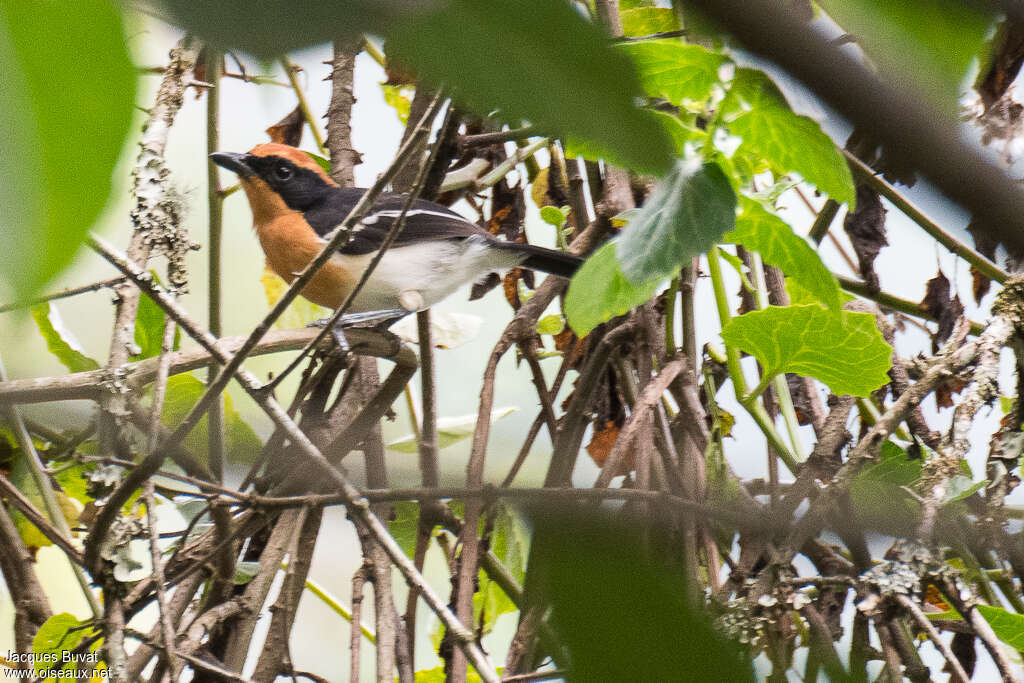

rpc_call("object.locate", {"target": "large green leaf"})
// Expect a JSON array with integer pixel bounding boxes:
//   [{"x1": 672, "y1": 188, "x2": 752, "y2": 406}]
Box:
[
  {"x1": 616, "y1": 159, "x2": 736, "y2": 285},
  {"x1": 619, "y1": 39, "x2": 727, "y2": 105},
  {"x1": 565, "y1": 242, "x2": 661, "y2": 337},
  {"x1": 817, "y1": 0, "x2": 991, "y2": 111},
  {"x1": 162, "y1": 0, "x2": 674, "y2": 176},
  {"x1": 720, "y1": 304, "x2": 892, "y2": 397},
  {"x1": 722, "y1": 69, "x2": 855, "y2": 206},
  {"x1": 0, "y1": 1, "x2": 135, "y2": 302},
  {"x1": 160, "y1": 375, "x2": 263, "y2": 464},
  {"x1": 30, "y1": 304, "x2": 100, "y2": 373},
  {"x1": 725, "y1": 198, "x2": 842, "y2": 311},
  {"x1": 977, "y1": 604, "x2": 1024, "y2": 651}
]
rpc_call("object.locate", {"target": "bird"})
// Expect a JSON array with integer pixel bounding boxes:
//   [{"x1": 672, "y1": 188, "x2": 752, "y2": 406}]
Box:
[{"x1": 211, "y1": 143, "x2": 582, "y2": 331}]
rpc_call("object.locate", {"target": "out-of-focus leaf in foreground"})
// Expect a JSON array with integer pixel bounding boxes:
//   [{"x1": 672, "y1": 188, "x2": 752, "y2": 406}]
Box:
[
  {"x1": 0, "y1": 0, "x2": 135, "y2": 301},
  {"x1": 159, "y1": 0, "x2": 674, "y2": 175},
  {"x1": 531, "y1": 512, "x2": 754, "y2": 682}
]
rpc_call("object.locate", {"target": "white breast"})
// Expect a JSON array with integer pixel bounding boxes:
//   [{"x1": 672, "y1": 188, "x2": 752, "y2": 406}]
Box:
[{"x1": 342, "y1": 236, "x2": 524, "y2": 312}]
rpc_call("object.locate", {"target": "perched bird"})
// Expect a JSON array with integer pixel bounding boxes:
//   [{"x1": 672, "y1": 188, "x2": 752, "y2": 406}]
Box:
[{"x1": 210, "y1": 143, "x2": 581, "y2": 326}]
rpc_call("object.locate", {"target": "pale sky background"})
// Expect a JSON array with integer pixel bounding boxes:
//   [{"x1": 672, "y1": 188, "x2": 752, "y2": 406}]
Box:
[{"x1": 0, "y1": 10, "x2": 1018, "y2": 681}]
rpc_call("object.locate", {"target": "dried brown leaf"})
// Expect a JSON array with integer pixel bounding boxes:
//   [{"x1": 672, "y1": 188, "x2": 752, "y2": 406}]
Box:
[{"x1": 266, "y1": 104, "x2": 304, "y2": 147}]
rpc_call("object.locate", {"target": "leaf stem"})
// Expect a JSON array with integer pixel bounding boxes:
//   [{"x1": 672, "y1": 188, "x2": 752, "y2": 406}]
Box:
[
  {"x1": 749, "y1": 253, "x2": 807, "y2": 461},
  {"x1": 708, "y1": 247, "x2": 798, "y2": 471},
  {"x1": 280, "y1": 57, "x2": 328, "y2": 156}
]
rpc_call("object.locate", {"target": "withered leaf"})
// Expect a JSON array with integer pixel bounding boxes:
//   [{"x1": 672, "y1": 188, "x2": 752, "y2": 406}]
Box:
[
  {"x1": 266, "y1": 104, "x2": 304, "y2": 147},
  {"x1": 976, "y1": 21, "x2": 1024, "y2": 111},
  {"x1": 586, "y1": 421, "x2": 626, "y2": 472},
  {"x1": 920, "y1": 271, "x2": 964, "y2": 353},
  {"x1": 934, "y1": 377, "x2": 969, "y2": 409},
  {"x1": 843, "y1": 183, "x2": 888, "y2": 291}
]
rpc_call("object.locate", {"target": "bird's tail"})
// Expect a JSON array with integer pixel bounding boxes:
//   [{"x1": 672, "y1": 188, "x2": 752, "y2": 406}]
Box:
[{"x1": 497, "y1": 242, "x2": 583, "y2": 279}]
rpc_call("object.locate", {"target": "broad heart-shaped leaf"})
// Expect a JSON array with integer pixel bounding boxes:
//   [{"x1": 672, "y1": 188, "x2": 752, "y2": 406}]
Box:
[
  {"x1": 725, "y1": 198, "x2": 842, "y2": 311},
  {"x1": 977, "y1": 604, "x2": 1024, "y2": 651},
  {"x1": 30, "y1": 303, "x2": 100, "y2": 373},
  {"x1": 817, "y1": 0, "x2": 991, "y2": 113},
  {"x1": 0, "y1": 1, "x2": 135, "y2": 302},
  {"x1": 722, "y1": 69, "x2": 855, "y2": 206},
  {"x1": 620, "y1": 7, "x2": 679, "y2": 37},
  {"x1": 565, "y1": 242, "x2": 661, "y2": 337},
  {"x1": 618, "y1": 40, "x2": 727, "y2": 105},
  {"x1": 721, "y1": 304, "x2": 892, "y2": 397},
  {"x1": 160, "y1": 375, "x2": 263, "y2": 464},
  {"x1": 616, "y1": 159, "x2": 736, "y2": 285}
]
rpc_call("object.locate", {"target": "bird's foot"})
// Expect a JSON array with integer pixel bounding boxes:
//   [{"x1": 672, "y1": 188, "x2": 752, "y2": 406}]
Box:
[{"x1": 307, "y1": 308, "x2": 410, "y2": 358}]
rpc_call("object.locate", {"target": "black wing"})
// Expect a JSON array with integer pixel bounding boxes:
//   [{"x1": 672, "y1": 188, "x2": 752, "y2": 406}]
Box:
[{"x1": 304, "y1": 187, "x2": 492, "y2": 255}]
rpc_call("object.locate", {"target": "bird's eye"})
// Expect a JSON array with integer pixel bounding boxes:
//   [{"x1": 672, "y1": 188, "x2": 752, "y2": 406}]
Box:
[{"x1": 274, "y1": 164, "x2": 293, "y2": 181}]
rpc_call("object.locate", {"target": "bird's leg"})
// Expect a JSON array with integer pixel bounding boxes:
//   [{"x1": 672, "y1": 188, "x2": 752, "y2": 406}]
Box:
[{"x1": 308, "y1": 308, "x2": 410, "y2": 355}]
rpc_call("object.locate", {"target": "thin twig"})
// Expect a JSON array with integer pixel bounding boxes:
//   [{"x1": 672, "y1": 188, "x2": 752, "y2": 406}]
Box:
[
  {"x1": 142, "y1": 482, "x2": 184, "y2": 679},
  {"x1": 894, "y1": 594, "x2": 969, "y2": 683},
  {"x1": 0, "y1": 277, "x2": 126, "y2": 314}
]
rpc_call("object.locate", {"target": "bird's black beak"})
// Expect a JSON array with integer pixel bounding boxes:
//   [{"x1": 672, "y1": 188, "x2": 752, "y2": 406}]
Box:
[{"x1": 210, "y1": 151, "x2": 254, "y2": 176}]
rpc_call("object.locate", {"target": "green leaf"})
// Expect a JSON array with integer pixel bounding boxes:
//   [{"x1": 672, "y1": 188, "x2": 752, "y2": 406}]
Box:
[
  {"x1": 30, "y1": 304, "x2": 100, "y2": 373},
  {"x1": 786, "y1": 277, "x2": 854, "y2": 308},
  {"x1": 539, "y1": 205, "x2": 568, "y2": 228},
  {"x1": 565, "y1": 242, "x2": 661, "y2": 336},
  {"x1": 619, "y1": 39, "x2": 728, "y2": 105},
  {"x1": 133, "y1": 272, "x2": 180, "y2": 360},
  {"x1": 977, "y1": 604, "x2": 1024, "y2": 651},
  {"x1": 386, "y1": 407, "x2": 517, "y2": 454},
  {"x1": 535, "y1": 314, "x2": 565, "y2": 336},
  {"x1": 475, "y1": 567, "x2": 517, "y2": 636},
  {"x1": 160, "y1": 375, "x2": 263, "y2": 464},
  {"x1": 723, "y1": 69, "x2": 855, "y2": 206},
  {"x1": 721, "y1": 304, "x2": 892, "y2": 396},
  {"x1": 817, "y1": 0, "x2": 991, "y2": 111},
  {"x1": 651, "y1": 110, "x2": 698, "y2": 156},
  {"x1": 616, "y1": 160, "x2": 736, "y2": 285},
  {"x1": 490, "y1": 503, "x2": 530, "y2": 582},
  {"x1": 233, "y1": 561, "x2": 261, "y2": 585},
  {"x1": 849, "y1": 441, "x2": 922, "y2": 535},
  {"x1": 387, "y1": 501, "x2": 421, "y2": 558},
  {"x1": 0, "y1": 1, "x2": 135, "y2": 302},
  {"x1": 33, "y1": 613, "x2": 100, "y2": 675},
  {"x1": 380, "y1": 83, "x2": 412, "y2": 125},
  {"x1": 944, "y1": 475, "x2": 987, "y2": 504},
  {"x1": 304, "y1": 152, "x2": 331, "y2": 174},
  {"x1": 725, "y1": 198, "x2": 842, "y2": 311},
  {"x1": 620, "y1": 7, "x2": 680, "y2": 37}
]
